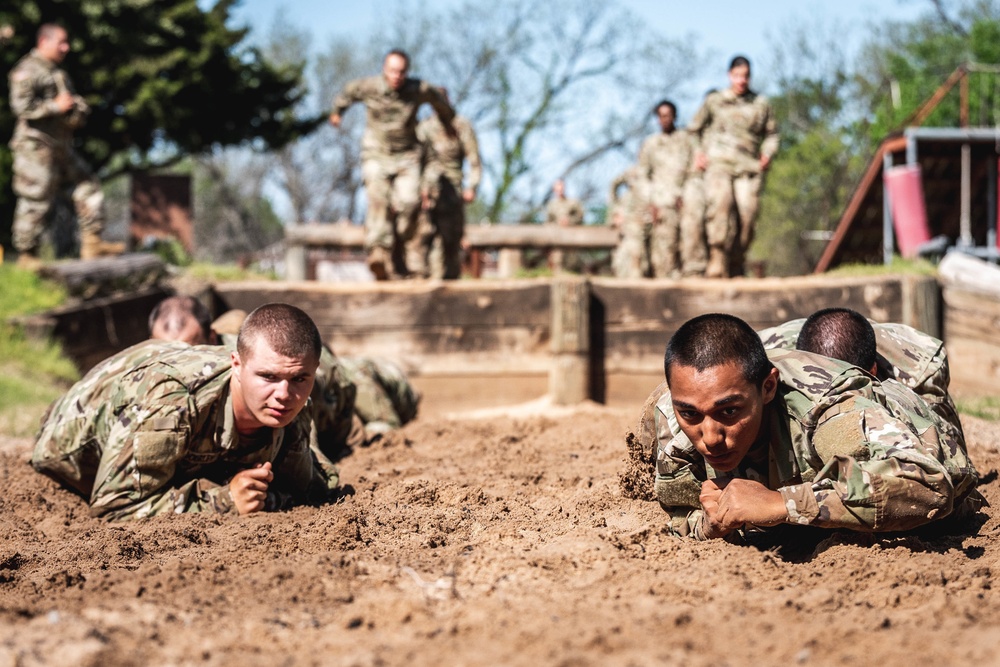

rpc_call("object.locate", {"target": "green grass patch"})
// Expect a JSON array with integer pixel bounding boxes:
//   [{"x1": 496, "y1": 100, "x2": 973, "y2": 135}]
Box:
[
  {"x1": 825, "y1": 257, "x2": 938, "y2": 277},
  {"x1": 0, "y1": 264, "x2": 77, "y2": 437},
  {"x1": 957, "y1": 395, "x2": 1000, "y2": 422}
]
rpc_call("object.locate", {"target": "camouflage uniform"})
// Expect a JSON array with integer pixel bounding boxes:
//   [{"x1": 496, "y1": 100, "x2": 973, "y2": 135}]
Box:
[
  {"x1": 608, "y1": 166, "x2": 652, "y2": 278},
  {"x1": 31, "y1": 341, "x2": 340, "y2": 521},
  {"x1": 331, "y1": 76, "x2": 455, "y2": 276},
  {"x1": 8, "y1": 48, "x2": 104, "y2": 256},
  {"x1": 648, "y1": 349, "x2": 978, "y2": 540},
  {"x1": 638, "y1": 129, "x2": 691, "y2": 278},
  {"x1": 688, "y1": 88, "x2": 778, "y2": 277},
  {"x1": 757, "y1": 318, "x2": 963, "y2": 440},
  {"x1": 414, "y1": 114, "x2": 482, "y2": 279},
  {"x1": 677, "y1": 155, "x2": 707, "y2": 277},
  {"x1": 337, "y1": 356, "x2": 421, "y2": 437},
  {"x1": 545, "y1": 196, "x2": 585, "y2": 272}
]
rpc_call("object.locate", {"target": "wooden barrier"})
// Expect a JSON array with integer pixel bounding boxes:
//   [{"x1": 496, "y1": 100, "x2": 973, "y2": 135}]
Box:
[
  {"x1": 214, "y1": 273, "x2": 945, "y2": 409},
  {"x1": 283, "y1": 222, "x2": 620, "y2": 280},
  {"x1": 939, "y1": 252, "x2": 1000, "y2": 394}
]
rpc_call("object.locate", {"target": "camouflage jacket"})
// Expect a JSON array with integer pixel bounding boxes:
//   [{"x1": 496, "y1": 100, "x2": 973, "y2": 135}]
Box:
[
  {"x1": 637, "y1": 129, "x2": 691, "y2": 207},
  {"x1": 331, "y1": 75, "x2": 455, "y2": 158},
  {"x1": 608, "y1": 166, "x2": 652, "y2": 229},
  {"x1": 546, "y1": 197, "x2": 584, "y2": 226},
  {"x1": 9, "y1": 49, "x2": 89, "y2": 145},
  {"x1": 757, "y1": 318, "x2": 962, "y2": 437},
  {"x1": 337, "y1": 356, "x2": 421, "y2": 435},
  {"x1": 687, "y1": 87, "x2": 778, "y2": 176},
  {"x1": 417, "y1": 114, "x2": 482, "y2": 196},
  {"x1": 32, "y1": 342, "x2": 339, "y2": 521},
  {"x1": 652, "y1": 349, "x2": 978, "y2": 540}
]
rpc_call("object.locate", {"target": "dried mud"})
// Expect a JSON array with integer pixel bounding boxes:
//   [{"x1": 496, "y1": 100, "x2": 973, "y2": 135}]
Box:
[{"x1": 1, "y1": 404, "x2": 999, "y2": 666}]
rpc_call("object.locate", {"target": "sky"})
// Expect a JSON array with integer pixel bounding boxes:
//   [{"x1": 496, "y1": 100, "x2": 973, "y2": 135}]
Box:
[{"x1": 227, "y1": 0, "x2": 931, "y2": 120}]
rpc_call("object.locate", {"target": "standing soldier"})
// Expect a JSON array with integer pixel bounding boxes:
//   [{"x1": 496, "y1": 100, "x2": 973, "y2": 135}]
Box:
[
  {"x1": 608, "y1": 165, "x2": 651, "y2": 279},
  {"x1": 329, "y1": 49, "x2": 456, "y2": 280},
  {"x1": 415, "y1": 89, "x2": 482, "y2": 280},
  {"x1": 638, "y1": 100, "x2": 690, "y2": 278},
  {"x1": 688, "y1": 56, "x2": 778, "y2": 278},
  {"x1": 8, "y1": 23, "x2": 120, "y2": 269}
]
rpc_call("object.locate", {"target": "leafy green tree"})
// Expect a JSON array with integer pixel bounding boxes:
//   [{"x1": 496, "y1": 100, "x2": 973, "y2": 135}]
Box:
[{"x1": 0, "y1": 0, "x2": 316, "y2": 248}]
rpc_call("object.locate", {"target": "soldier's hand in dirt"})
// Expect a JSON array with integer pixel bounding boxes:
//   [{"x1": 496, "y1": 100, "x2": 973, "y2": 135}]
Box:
[
  {"x1": 54, "y1": 91, "x2": 75, "y2": 113},
  {"x1": 462, "y1": 188, "x2": 475, "y2": 203},
  {"x1": 700, "y1": 478, "x2": 787, "y2": 538},
  {"x1": 329, "y1": 113, "x2": 342, "y2": 128},
  {"x1": 230, "y1": 462, "x2": 273, "y2": 515},
  {"x1": 694, "y1": 152, "x2": 708, "y2": 171}
]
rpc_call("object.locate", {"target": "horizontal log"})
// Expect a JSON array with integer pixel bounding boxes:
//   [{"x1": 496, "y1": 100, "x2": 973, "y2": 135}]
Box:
[
  {"x1": 286, "y1": 222, "x2": 620, "y2": 249},
  {"x1": 37, "y1": 252, "x2": 166, "y2": 299}
]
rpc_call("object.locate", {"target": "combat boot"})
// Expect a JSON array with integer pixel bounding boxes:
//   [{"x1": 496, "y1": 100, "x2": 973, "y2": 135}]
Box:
[
  {"x1": 705, "y1": 247, "x2": 729, "y2": 279},
  {"x1": 79, "y1": 231, "x2": 125, "y2": 260},
  {"x1": 367, "y1": 246, "x2": 390, "y2": 281}
]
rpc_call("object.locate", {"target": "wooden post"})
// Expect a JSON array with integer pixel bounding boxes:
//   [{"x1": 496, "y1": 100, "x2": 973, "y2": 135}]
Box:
[
  {"x1": 901, "y1": 274, "x2": 941, "y2": 338},
  {"x1": 497, "y1": 248, "x2": 523, "y2": 278},
  {"x1": 549, "y1": 277, "x2": 590, "y2": 405},
  {"x1": 285, "y1": 243, "x2": 307, "y2": 281}
]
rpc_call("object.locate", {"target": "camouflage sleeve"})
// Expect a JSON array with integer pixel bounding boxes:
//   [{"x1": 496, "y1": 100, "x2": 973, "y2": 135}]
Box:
[
  {"x1": 779, "y1": 401, "x2": 955, "y2": 532},
  {"x1": 685, "y1": 100, "x2": 713, "y2": 151},
  {"x1": 89, "y1": 401, "x2": 239, "y2": 521},
  {"x1": 671, "y1": 139, "x2": 691, "y2": 193},
  {"x1": 637, "y1": 138, "x2": 653, "y2": 180},
  {"x1": 9, "y1": 68, "x2": 62, "y2": 121},
  {"x1": 422, "y1": 82, "x2": 456, "y2": 127},
  {"x1": 461, "y1": 121, "x2": 482, "y2": 194},
  {"x1": 270, "y1": 417, "x2": 340, "y2": 509},
  {"x1": 651, "y1": 391, "x2": 711, "y2": 539},
  {"x1": 759, "y1": 99, "x2": 779, "y2": 159},
  {"x1": 331, "y1": 77, "x2": 366, "y2": 117},
  {"x1": 608, "y1": 172, "x2": 627, "y2": 205}
]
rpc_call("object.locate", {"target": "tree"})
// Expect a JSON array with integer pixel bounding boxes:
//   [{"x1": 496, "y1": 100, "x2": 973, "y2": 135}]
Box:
[{"x1": 0, "y1": 0, "x2": 316, "y2": 247}]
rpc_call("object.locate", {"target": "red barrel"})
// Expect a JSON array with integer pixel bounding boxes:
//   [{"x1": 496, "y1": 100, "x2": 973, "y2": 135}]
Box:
[{"x1": 884, "y1": 164, "x2": 931, "y2": 258}]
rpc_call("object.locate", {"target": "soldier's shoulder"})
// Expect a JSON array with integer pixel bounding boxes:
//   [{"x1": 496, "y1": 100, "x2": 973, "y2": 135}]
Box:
[{"x1": 9, "y1": 52, "x2": 44, "y2": 80}]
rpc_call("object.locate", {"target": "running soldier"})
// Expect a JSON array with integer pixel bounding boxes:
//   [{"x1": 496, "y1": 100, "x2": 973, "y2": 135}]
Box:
[
  {"x1": 415, "y1": 91, "x2": 482, "y2": 280},
  {"x1": 330, "y1": 50, "x2": 455, "y2": 280},
  {"x1": 688, "y1": 56, "x2": 778, "y2": 278},
  {"x1": 8, "y1": 23, "x2": 120, "y2": 268},
  {"x1": 608, "y1": 165, "x2": 651, "y2": 278},
  {"x1": 638, "y1": 100, "x2": 690, "y2": 278}
]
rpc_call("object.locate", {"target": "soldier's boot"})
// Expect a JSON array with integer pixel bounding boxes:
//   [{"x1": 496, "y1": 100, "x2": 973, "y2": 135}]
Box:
[
  {"x1": 79, "y1": 231, "x2": 125, "y2": 260},
  {"x1": 705, "y1": 247, "x2": 729, "y2": 279},
  {"x1": 16, "y1": 251, "x2": 43, "y2": 272},
  {"x1": 367, "y1": 246, "x2": 390, "y2": 281}
]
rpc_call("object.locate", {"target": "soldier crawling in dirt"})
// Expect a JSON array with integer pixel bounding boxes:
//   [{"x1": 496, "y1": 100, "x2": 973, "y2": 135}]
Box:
[
  {"x1": 636, "y1": 313, "x2": 979, "y2": 540},
  {"x1": 32, "y1": 303, "x2": 340, "y2": 520}
]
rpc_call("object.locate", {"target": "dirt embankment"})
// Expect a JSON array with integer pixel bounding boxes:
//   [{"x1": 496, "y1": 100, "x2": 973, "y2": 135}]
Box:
[{"x1": 1, "y1": 405, "x2": 999, "y2": 666}]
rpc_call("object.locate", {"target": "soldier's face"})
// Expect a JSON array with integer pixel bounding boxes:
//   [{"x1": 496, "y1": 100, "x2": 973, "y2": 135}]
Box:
[
  {"x1": 656, "y1": 105, "x2": 675, "y2": 132},
  {"x1": 38, "y1": 28, "x2": 70, "y2": 63},
  {"x1": 383, "y1": 54, "x2": 409, "y2": 90},
  {"x1": 729, "y1": 64, "x2": 750, "y2": 95},
  {"x1": 230, "y1": 342, "x2": 317, "y2": 433},
  {"x1": 667, "y1": 362, "x2": 778, "y2": 472}
]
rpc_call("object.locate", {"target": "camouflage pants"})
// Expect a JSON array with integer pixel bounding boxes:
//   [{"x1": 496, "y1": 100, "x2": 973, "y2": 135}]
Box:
[
  {"x1": 704, "y1": 168, "x2": 762, "y2": 277},
  {"x1": 649, "y1": 201, "x2": 681, "y2": 278},
  {"x1": 613, "y1": 218, "x2": 650, "y2": 278},
  {"x1": 408, "y1": 177, "x2": 465, "y2": 280},
  {"x1": 339, "y1": 356, "x2": 421, "y2": 434},
  {"x1": 11, "y1": 135, "x2": 104, "y2": 253},
  {"x1": 678, "y1": 175, "x2": 707, "y2": 276},
  {"x1": 361, "y1": 151, "x2": 422, "y2": 266}
]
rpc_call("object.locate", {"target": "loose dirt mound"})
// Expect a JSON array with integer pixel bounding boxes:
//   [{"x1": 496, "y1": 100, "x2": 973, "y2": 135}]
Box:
[{"x1": 1, "y1": 407, "x2": 999, "y2": 666}]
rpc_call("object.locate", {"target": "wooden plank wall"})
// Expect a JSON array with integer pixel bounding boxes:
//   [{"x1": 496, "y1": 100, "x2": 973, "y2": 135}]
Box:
[
  {"x1": 943, "y1": 285, "x2": 1000, "y2": 394},
  {"x1": 214, "y1": 274, "x2": 945, "y2": 407}
]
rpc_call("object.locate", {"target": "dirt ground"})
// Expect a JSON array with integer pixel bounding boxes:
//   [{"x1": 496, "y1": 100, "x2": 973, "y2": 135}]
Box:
[{"x1": 1, "y1": 397, "x2": 1000, "y2": 667}]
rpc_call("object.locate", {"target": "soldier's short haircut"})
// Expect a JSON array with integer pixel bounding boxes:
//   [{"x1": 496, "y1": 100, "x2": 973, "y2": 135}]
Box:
[
  {"x1": 384, "y1": 48, "x2": 411, "y2": 69},
  {"x1": 664, "y1": 313, "x2": 773, "y2": 387},
  {"x1": 148, "y1": 296, "x2": 212, "y2": 342},
  {"x1": 653, "y1": 100, "x2": 676, "y2": 116},
  {"x1": 729, "y1": 55, "x2": 751, "y2": 71},
  {"x1": 796, "y1": 307, "x2": 877, "y2": 371},
  {"x1": 237, "y1": 303, "x2": 321, "y2": 363},
  {"x1": 37, "y1": 23, "x2": 65, "y2": 42}
]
